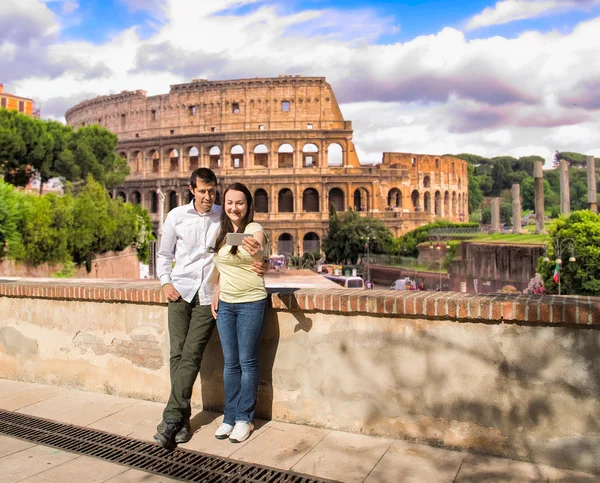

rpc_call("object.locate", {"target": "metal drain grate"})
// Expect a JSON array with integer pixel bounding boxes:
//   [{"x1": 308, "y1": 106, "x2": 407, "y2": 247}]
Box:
[{"x1": 0, "y1": 409, "x2": 337, "y2": 483}]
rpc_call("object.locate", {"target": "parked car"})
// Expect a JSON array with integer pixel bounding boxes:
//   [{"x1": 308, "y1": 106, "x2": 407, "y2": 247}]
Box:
[
  {"x1": 390, "y1": 278, "x2": 416, "y2": 290},
  {"x1": 322, "y1": 275, "x2": 365, "y2": 289}
]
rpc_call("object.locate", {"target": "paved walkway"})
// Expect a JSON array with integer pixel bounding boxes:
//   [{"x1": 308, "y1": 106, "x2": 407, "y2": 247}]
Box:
[{"x1": 0, "y1": 379, "x2": 596, "y2": 482}]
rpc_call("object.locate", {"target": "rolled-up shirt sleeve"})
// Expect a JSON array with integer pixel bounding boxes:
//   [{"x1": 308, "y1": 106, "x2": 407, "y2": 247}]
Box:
[{"x1": 156, "y1": 212, "x2": 177, "y2": 286}]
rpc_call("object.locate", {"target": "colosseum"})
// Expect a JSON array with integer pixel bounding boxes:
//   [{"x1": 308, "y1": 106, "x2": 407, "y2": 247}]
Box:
[{"x1": 65, "y1": 76, "x2": 469, "y2": 256}]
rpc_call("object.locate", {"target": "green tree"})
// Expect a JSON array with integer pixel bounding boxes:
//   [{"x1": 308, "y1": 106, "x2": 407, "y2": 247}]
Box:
[
  {"x1": 394, "y1": 220, "x2": 478, "y2": 257},
  {"x1": 68, "y1": 126, "x2": 129, "y2": 189},
  {"x1": 537, "y1": 211, "x2": 600, "y2": 295},
  {"x1": 0, "y1": 180, "x2": 23, "y2": 259},
  {"x1": 323, "y1": 209, "x2": 394, "y2": 264},
  {"x1": 467, "y1": 164, "x2": 483, "y2": 214}
]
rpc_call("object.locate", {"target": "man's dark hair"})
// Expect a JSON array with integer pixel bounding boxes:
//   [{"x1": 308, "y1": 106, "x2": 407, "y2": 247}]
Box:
[{"x1": 189, "y1": 168, "x2": 217, "y2": 188}]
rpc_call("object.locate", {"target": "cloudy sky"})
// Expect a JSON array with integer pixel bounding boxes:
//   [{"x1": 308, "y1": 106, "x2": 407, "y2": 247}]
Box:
[{"x1": 3, "y1": 0, "x2": 600, "y2": 165}]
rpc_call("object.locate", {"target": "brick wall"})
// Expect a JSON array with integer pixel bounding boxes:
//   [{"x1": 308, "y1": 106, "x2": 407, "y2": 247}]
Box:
[{"x1": 0, "y1": 278, "x2": 598, "y2": 474}]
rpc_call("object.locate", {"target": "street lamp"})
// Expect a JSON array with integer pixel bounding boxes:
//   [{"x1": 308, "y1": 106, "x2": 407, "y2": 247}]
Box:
[
  {"x1": 543, "y1": 237, "x2": 576, "y2": 295},
  {"x1": 429, "y1": 232, "x2": 451, "y2": 291}
]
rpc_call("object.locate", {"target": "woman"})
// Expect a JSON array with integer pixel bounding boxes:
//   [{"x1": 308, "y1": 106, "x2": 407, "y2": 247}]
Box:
[{"x1": 211, "y1": 183, "x2": 268, "y2": 443}]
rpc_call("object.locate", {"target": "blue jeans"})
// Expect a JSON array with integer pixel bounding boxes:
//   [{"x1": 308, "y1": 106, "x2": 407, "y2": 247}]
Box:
[{"x1": 216, "y1": 298, "x2": 267, "y2": 425}]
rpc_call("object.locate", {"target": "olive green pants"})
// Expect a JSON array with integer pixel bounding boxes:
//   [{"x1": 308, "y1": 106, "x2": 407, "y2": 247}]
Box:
[{"x1": 162, "y1": 293, "x2": 216, "y2": 421}]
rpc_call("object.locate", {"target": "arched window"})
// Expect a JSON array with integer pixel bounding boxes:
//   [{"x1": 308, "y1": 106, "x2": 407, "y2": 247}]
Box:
[
  {"x1": 411, "y1": 190, "x2": 420, "y2": 211},
  {"x1": 169, "y1": 149, "x2": 179, "y2": 172},
  {"x1": 303, "y1": 232, "x2": 320, "y2": 254},
  {"x1": 168, "y1": 191, "x2": 178, "y2": 212},
  {"x1": 353, "y1": 188, "x2": 369, "y2": 212},
  {"x1": 231, "y1": 145, "x2": 244, "y2": 169},
  {"x1": 209, "y1": 146, "x2": 221, "y2": 169},
  {"x1": 444, "y1": 191, "x2": 449, "y2": 216},
  {"x1": 150, "y1": 150, "x2": 160, "y2": 173},
  {"x1": 278, "y1": 188, "x2": 294, "y2": 212},
  {"x1": 302, "y1": 188, "x2": 320, "y2": 212},
  {"x1": 423, "y1": 175, "x2": 431, "y2": 188},
  {"x1": 117, "y1": 192, "x2": 126, "y2": 202},
  {"x1": 255, "y1": 188, "x2": 269, "y2": 213},
  {"x1": 278, "y1": 143, "x2": 294, "y2": 168},
  {"x1": 151, "y1": 191, "x2": 158, "y2": 213},
  {"x1": 254, "y1": 144, "x2": 269, "y2": 167},
  {"x1": 423, "y1": 192, "x2": 431, "y2": 214},
  {"x1": 435, "y1": 191, "x2": 442, "y2": 216},
  {"x1": 303, "y1": 143, "x2": 319, "y2": 168},
  {"x1": 188, "y1": 147, "x2": 199, "y2": 169},
  {"x1": 387, "y1": 188, "x2": 402, "y2": 209},
  {"x1": 327, "y1": 143, "x2": 343, "y2": 166},
  {"x1": 278, "y1": 233, "x2": 293, "y2": 255},
  {"x1": 130, "y1": 191, "x2": 141, "y2": 205},
  {"x1": 329, "y1": 188, "x2": 344, "y2": 212}
]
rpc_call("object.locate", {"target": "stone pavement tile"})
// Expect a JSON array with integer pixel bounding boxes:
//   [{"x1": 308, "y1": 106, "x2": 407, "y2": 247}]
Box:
[
  {"x1": 230, "y1": 421, "x2": 331, "y2": 470},
  {"x1": 17, "y1": 390, "x2": 138, "y2": 427},
  {"x1": 455, "y1": 453, "x2": 598, "y2": 482},
  {"x1": 87, "y1": 400, "x2": 165, "y2": 436},
  {"x1": 19, "y1": 455, "x2": 129, "y2": 482},
  {"x1": 0, "y1": 383, "x2": 66, "y2": 412},
  {"x1": 292, "y1": 430, "x2": 394, "y2": 483},
  {"x1": 0, "y1": 444, "x2": 78, "y2": 483},
  {"x1": 364, "y1": 440, "x2": 465, "y2": 483},
  {"x1": 0, "y1": 434, "x2": 36, "y2": 458},
  {"x1": 179, "y1": 415, "x2": 273, "y2": 458},
  {"x1": 104, "y1": 468, "x2": 180, "y2": 482}
]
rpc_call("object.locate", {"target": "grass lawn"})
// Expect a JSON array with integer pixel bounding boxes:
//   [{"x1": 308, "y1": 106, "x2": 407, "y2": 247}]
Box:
[{"x1": 473, "y1": 233, "x2": 548, "y2": 244}]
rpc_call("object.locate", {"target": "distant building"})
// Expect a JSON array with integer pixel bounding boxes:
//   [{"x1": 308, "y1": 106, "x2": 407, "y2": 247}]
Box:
[{"x1": 0, "y1": 83, "x2": 40, "y2": 117}]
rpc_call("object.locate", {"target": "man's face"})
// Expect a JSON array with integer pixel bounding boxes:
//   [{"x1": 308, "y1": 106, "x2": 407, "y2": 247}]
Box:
[{"x1": 189, "y1": 179, "x2": 217, "y2": 213}]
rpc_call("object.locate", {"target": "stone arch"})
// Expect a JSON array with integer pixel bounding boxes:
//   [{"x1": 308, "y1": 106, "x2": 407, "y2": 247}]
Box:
[
  {"x1": 231, "y1": 144, "x2": 244, "y2": 169},
  {"x1": 329, "y1": 187, "x2": 345, "y2": 212},
  {"x1": 444, "y1": 191, "x2": 449, "y2": 217},
  {"x1": 254, "y1": 144, "x2": 269, "y2": 167},
  {"x1": 458, "y1": 178, "x2": 462, "y2": 190},
  {"x1": 302, "y1": 143, "x2": 319, "y2": 167},
  {"x1": 435, "y1": 190, "x2": 442, "y2": 216},
  {"x1": 209, "y1": 146, "x2": 221, "y2": 169},
  {"x1": 167, "y1": 148, "x2": 179, "y2": 172},
  {"x1": 278, "y1": 188, "x2": 294, "y2": 213},
  {"x1": 423, "y1": 175, "x2": 431, "y2": 188},
  {"x1": 423, "y1": 191, "x2": 431, "y2": 214},
  {"x1": 278, "y1": 143, "x2": 294, "y2": 168},
  {"x1": 129, "y1": 151, "x2": 141, "y2": 173},
  {"x1": 411, "y1": 190, "x2": 420, "y2": 211},
  {"x1": 452, "y1": 191, "x2": 457, "y2": 216},
  {"x1": 327, "y1": 143, "x2": 343, "y2": 166},
  {"x1": 303, "y1": 232, "x2": 320, "y2": 254},
  {"x1": 302, "y1": 188, "x2": 319, "y2": 212},
  {"x1": 150, "y1": 191, "x2": 158, "y2": 213},
  {"x1": 387, "y1": 188, "x2": 402, "y2": 209},
  {"x1": 353, "y1": 187, "x2": 369, "y2": 212},
  {"x1": 255, "y1": 188, "x2": 269, "y2": 213},
  {"x1": 188, "y1": 146, "x2": 199, "y2": 169},
  {"x1": 130, "y1": 191, "x2": 141, "y2": 205},
  {"x1": 168, "y1": 190, "x2": 178, "y2": 212},
  {"x1": 116, "y1": 191, "x2": 126, "y2": 202},
  {"x1": 149, "y1": 149, "x2": 160, "y2": 173},
  {"x1": 278, "y1": 233, "x2": 293, "y2": 255}
]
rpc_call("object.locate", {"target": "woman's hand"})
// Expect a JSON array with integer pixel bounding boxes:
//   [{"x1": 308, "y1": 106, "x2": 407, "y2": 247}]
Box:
[
  {"x1": 242, "y1": 236, "x2": 261, "y2": 256},
  {"x1": 251, "y1": 258, "x2": 270, "y2": 276},
  {"x1": 211, "y1": 293, "x2": 219, "y2": 319}
]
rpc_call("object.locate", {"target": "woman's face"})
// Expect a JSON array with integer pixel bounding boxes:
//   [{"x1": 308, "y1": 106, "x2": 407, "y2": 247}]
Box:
[{"x1": 224, "y1": 189, "x2": 248, "y2": 224}]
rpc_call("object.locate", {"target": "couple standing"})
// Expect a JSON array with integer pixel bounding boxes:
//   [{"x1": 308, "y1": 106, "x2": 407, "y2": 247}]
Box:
[{"x1": 154, "y1": 168, "x2": 269, "y2": 449}]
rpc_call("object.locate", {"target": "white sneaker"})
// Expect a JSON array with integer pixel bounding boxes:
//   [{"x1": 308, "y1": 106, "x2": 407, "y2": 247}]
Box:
[
  {"x1": 229, "y1": 421, "x2": 254, "y2": 443},
  {"x1": 214, "y1": 423, "x2": 234, "y2": 440}
]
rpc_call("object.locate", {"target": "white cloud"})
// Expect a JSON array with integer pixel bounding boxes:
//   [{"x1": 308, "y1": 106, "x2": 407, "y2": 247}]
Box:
[
  {"x1": 466, "y1": 0, "x2": 600, "y2": 31},
  {"x1": 5, "y1": 0, "x2": 600, "y2": 163}
]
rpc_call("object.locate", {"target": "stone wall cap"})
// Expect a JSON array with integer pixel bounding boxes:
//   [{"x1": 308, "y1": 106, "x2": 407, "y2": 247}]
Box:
[{"x1": 0, "y1": 278, "x2": 598, "y2": 326}]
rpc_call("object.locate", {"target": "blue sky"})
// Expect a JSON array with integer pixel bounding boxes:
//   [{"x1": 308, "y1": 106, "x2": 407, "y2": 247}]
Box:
[
  {"x1": 49, "y1": 0, "x2": 600, "y2": 44},
  {"x1": 5, "y1": 0, "x2": 600, "y2": 162}
]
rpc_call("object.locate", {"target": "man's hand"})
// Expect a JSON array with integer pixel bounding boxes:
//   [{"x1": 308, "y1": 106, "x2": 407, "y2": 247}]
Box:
[
  {"x1": 162, "y1": 283, "x2": 181, "y2": 302},
  {"x1": 242, "y1": 236, "x2": 261, "y2": 256},
  {"x1": 251, "y1": 258, "x2": 270, "y2": 276}
]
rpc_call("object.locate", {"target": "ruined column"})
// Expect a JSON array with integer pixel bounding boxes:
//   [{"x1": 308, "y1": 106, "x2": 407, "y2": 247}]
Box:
[
  {"x1": 587, "y1": 155, "x2": 598, "y2": 213},
  {"x1": 511, "y1": 184, "x2": 522, "y2": 233},
  {"x1": 559, "y1": 159, "x2": 570, "y2": 216},
  {"x1": 490, "y1": 197, "x2": 501, "y2": 233},
  {"x1": 534, "y1": 161, "x2": 546, "y2": 234}
]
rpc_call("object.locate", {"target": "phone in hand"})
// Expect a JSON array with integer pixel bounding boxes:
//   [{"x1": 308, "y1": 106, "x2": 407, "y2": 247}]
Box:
[{"x1": 226, "y1": 232, "x2": 253, "y2": 246}]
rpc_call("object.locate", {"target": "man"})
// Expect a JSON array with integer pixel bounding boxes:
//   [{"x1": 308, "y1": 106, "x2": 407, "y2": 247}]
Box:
[{"x1": 154, "y1": 167, "x2": 263, "y2": 449}]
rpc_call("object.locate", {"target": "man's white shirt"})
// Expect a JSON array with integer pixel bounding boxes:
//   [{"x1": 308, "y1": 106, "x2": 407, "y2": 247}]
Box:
[{"x1": 157, "y1": 201, "x2": 222, "y2": 304}]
